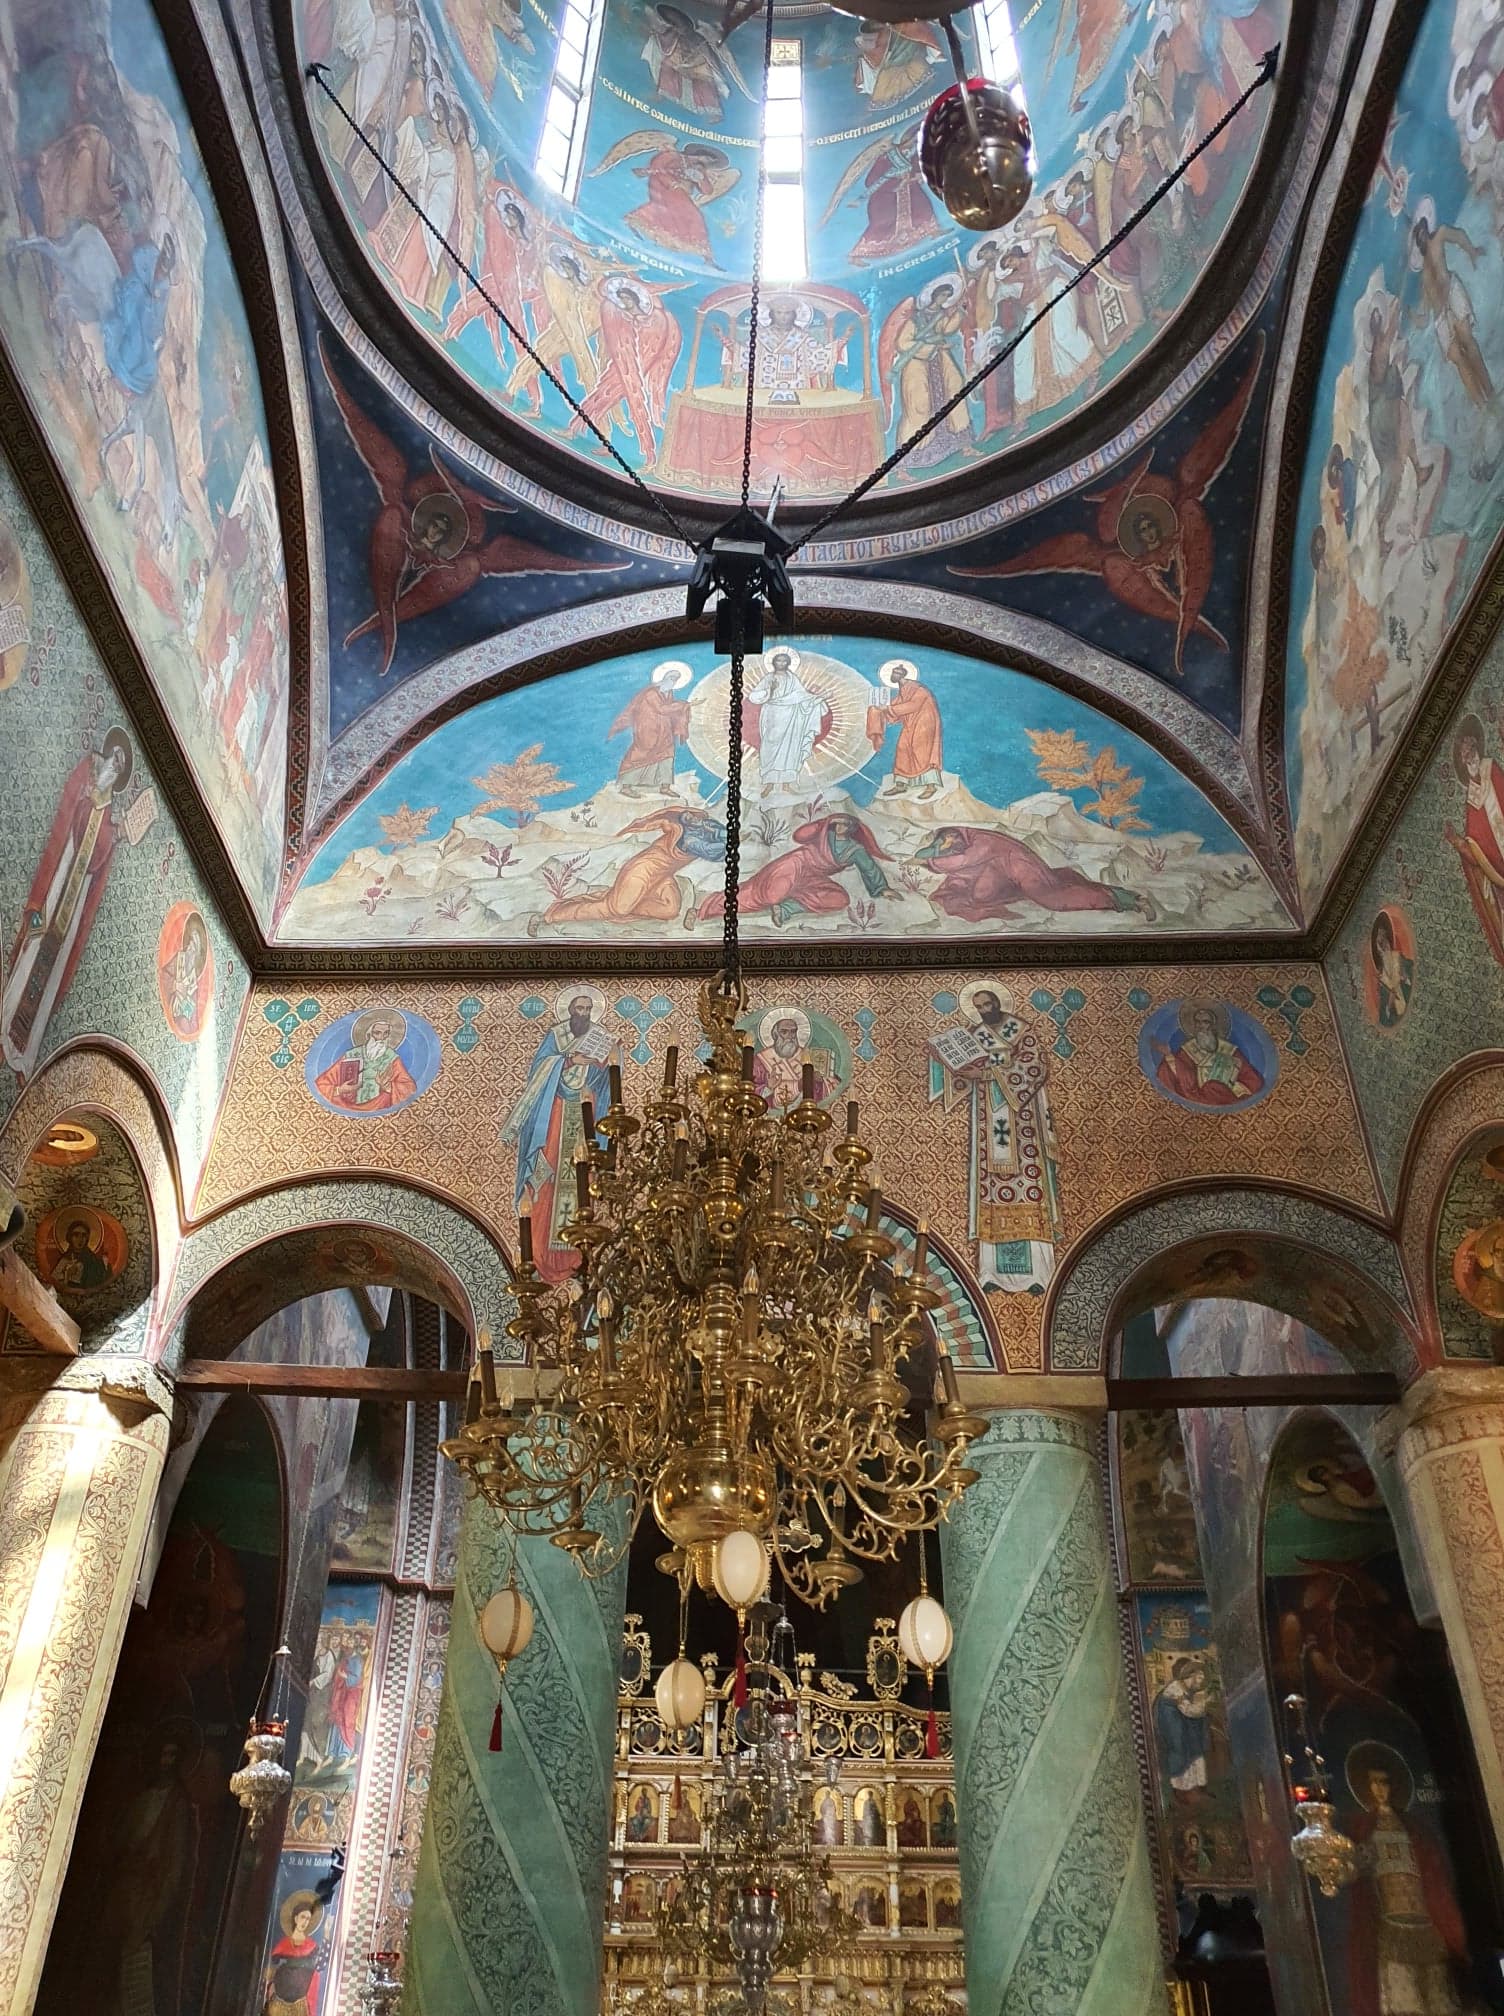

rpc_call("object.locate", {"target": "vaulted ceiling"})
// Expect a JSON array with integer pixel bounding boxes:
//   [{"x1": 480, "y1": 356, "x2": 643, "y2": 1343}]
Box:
[{"x1": 1, "y1": 0, "x2": 1497, "y2": 964}]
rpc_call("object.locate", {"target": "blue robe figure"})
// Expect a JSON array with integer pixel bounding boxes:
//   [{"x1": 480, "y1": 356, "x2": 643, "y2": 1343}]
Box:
[{"x1": 500, "y1": 988, "x2": 616, "y2": 1281}]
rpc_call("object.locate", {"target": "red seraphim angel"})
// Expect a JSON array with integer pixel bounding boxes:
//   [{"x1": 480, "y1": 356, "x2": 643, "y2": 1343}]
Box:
[
  {"x1": 322, "y1": 338, "x2": 627, "y2": 674},
  {"x1": 951, "y1": 332, "x2": 1266, "y2": 676}
]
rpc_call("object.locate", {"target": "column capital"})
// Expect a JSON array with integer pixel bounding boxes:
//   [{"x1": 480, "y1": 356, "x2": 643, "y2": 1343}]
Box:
[
  {"x1": 1, "y1": 1353, "x2": 175, "y2": 1436},
  {"x1": 1381, "y1": 1365, "x2": 1504, "y2": 1474}
]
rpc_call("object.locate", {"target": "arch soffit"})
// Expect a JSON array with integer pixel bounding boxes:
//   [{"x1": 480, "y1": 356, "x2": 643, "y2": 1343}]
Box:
[
  {"x1": 160, "y1": 1176, "x2": 514, "y2": 1371},
  {"x1": 1045, "y1": 1182, "x2": 1416, "y2": 1377},
  {"x1": 1394, "y1": 1055, "x2": 1504, "y2": 1360},
  {"x1": 0, "y1": 1042, "x2": 183, "y2": 1334}
]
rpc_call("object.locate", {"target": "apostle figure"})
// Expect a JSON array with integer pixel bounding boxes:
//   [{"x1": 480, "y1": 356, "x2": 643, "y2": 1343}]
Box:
[
  {"x1": 2, "y1": 726, "x2": 132, "y2": 1077},
  {"x1": 751, "y1": 1007, "x2": 828, "y2": 1112},
  {"x1": 927, "y1": 983, "x2": 1062, "y2": 1293},
  {"x1": 263, "y1": 1892, "x2": 325, "y2": 2016},
  {"x1": 542, "y1": 808, "x2": 724, "y2": 926},
  {"x1": 1152, "y1": 1656, "x2": 1211, "y2": 1794},
  {"x1": 1370, "y1": 911, "x2": 1414, "y2": 1027},
  {"x1": 699, "y1": 814, "x2": 889, "y2": 929},
  {"x1": 914, "y1": 825, "x2": 1146, "y2": 923},
  {"x1": 501, "y1": 987, "x2": 619, "y2": 1280},
  {"x1": 161, "y1": 911, "x2": 210, "y2": 1035},
  {"x1": 866, "y1": 658, "x2": 943, "y2": 799},
  {"x1": 745, "y1": 647, "x2": 828, "y2": 793},
  {"x1": 1444, "y1": 712, "x2": 1504, "y2": 965},
  {"x1": 50, "y1": 1211, "x2": 110, "y2": 1291},
  {"x1": 1345, "y1": 1745, "x2": 1474, "y2": 2016},
  {"x1": 324, "y1": 1634, "x2": 365, "y2": 1764},
  {"x1": 609, "y1": 660, "x2": 693, "y2": 795},
  {"x1": 313, "y1": 1009, "x2": 418, "y2": 1112},
  {"x1": 1152, "y1": 1002, "x2": 1265, "y2": 1107}
]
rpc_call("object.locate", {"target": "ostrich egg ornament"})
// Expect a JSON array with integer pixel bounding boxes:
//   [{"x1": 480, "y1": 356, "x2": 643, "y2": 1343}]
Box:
[{"x1": 920, "y1": 80, "x2": 1034, "y2": 232}]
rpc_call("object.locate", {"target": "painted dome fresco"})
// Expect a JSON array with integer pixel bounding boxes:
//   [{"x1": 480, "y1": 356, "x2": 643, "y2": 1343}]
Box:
[{"x1": 291, "y1": 0, "x2": 1288, "y2": 508}]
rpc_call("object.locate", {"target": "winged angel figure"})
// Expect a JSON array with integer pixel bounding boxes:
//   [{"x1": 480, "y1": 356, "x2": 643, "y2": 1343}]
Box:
[
  {"x1": 819, "y1": 119, "x2": 943, "y2": 265},
  {"x1": 589, "y1": 130, "x2": 739, "y2": 266},
  {"x1": 951, "y1": 333, "x2": 1266, "y2": 674},
  {"x1": 321, "y1": 338, "x2": 625, "y2": 675},
  {"x1": 631, "y1": 1, "x2": 754, "y2": 123}
]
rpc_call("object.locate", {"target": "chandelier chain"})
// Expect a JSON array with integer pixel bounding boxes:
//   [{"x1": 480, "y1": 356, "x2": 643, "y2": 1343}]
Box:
[
  {"x1": 304, "y1": 62, "x2": 697, "y2": 554},
  {"x1": 784, "y1": 44, "x2": 1279, "y2": 556},
  {"x1": 740, "y1": 0, "x2": 779, "y2": 510},
  {"x1": 722, "y1": 652, "x2": 745, "y2": 987}
]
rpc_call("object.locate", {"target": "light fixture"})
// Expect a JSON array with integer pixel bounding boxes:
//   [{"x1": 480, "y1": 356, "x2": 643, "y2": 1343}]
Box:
[
  {"x1": 656, "y1": 1655, "x2": 709, "y2": 1732},
  {"x1": 1283, "y1": 1694, "x2": 1363, "y2": 1897},
  {"x1": 479, "y1": 1572, "x2": 534, "y2": 1752},
  {"x1": 357, "y1": 1948, "x2": 403, "y2": 2015},
  {"x1": 229, "y1": 1644, "x2": 293, "y2": 1839}
]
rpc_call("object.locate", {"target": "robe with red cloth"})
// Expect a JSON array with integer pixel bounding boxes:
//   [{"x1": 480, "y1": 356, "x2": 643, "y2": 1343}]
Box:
[
  {"x1": 2, "y1": 751, "x2": 121, "y2": 1075},
  {"x1": 313, "y1": 1047, "x2": 417, "y2": 1112},
  {"x1": 699, "y1": 816, "x2": 889, "y2": 926},
  {"x1": 1450, "y1": 755, "x2": 1504, "y2": 965},
  {"x1": 915, "y1": 826, "x2": 1140, "y2": 922},
  {"x1": 1346, "y1": 1806, "x2": 1470, "y2": 2016},
  {"x1": 609, "y1": 681, "x2": 691, "y2": 789},
  {"x1": 627, "y1": 148, "x2": 713, "y2": 263},
  {"x1": 1154, "y1": 1034, "x2": 1263, "y2": 1107},
  {"x1": 866, "y1": 679, "x2": 943, "y2": 783},
  {"x1": 265, "y1": 1933, "x2": 322, "y2": 2016}
]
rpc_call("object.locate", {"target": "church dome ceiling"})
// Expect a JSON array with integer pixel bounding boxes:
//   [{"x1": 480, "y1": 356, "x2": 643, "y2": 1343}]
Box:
[{"x1": 289, "y1": 0, "x2": 1290, "y2": 513}]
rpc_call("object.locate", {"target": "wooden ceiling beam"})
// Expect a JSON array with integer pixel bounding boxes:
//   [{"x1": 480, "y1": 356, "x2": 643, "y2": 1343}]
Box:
[
  {"x1": 176, "y1": 1361, "x2": 466, "y2": 1401},
  {"x1": 1108, "y1": 1374, "x2": 1401, "y2": 1411},
  {"x1": 0, "y1": 1249, "x2": 80, "y2": 1358}
]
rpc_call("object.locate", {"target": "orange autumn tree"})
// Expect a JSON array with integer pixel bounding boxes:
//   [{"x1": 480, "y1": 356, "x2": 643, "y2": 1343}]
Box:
[
  {"x1": 472, "y1": 746, "x2": 574, "y2": 828},
  {"x1": 377, "y1": 802, "x2": 438, "y2": 849},
  {"x1": 1026, "y1": 728, "x2": 1149, "y2": 831}
]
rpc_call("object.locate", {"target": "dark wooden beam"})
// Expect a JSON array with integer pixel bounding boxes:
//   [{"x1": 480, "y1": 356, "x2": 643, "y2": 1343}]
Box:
[
  {"x1": 0, "y1": 1249, "x2": 80, "y2": 1357},
  {"x1": 176, "y1": 1361, "x2": 466, "y2": 1401},
  {"x1": 1108, "y1": 1374, "x2": 1401, "y2": 1411}
]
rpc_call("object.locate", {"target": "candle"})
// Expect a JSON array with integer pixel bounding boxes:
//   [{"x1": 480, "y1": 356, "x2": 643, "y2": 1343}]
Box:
[
  {"x1": 477, "y1": 1333, "x2": 498, "y2": 1409},
  {"x1": 742, "y1": 1266, "x2": 759, "y2": 1346},
  {"x1": 597, "y1": 1290, "x2": 617, "y2": 1371},
  {"x1": 518, "y1": 1197, "x2": 534, "y2": 1264},
  {"x1": 581, "y1": 1097, "x2": 596, "y2": 1142},
  {"x1": 801, "y1": 1056, "x2": 815, "y2": 1102},
  {"x1": 672, "y1": 1121, "x2": 688, "y2": 1180},
  {"x1": 937, "y1": 1349, "x2": 961, "y2": 1407},
  {"x1": 741, "y1": 1044, "x2": 756, "y2": 1082},
  {"x1": 912, "y1": 1212, "x2": 929, "y2": 1277},
  {"x1": 663, "y1": 1044, "x2": 679, "y2": 1091},
  {"x1": 770, "y1": 1158, "x2": 785, "y2": 1210},
  {"x1": 846, "y1": 1099, "x2": 859, "y2": 1137},
  {"x1": 608, "y1": 1062, "x2": 623, "y2": 1109},
  {"x1": 575, "y1": 1151, "x2": 591, "y2": 1212},
  {"x1": 866, "y1": 1183, "x2": 882, "y2": 1230}
]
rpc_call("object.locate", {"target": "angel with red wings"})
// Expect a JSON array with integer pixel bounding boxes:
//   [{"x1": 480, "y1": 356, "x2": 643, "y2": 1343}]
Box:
[
  {"x1": 573, "y1": 276, "x2": 683, "y2": 469},
  {"x1": 951, "y1": 332, "x2": 1266, "y2": 675},
  {"x1": 443, "y1": 186, "x2": 544, "y2": 367},
  {"x1": 588, "y1": 130, "x2": 739, "y2": 266},
  {"x1": 322, "y1": 338, "x2": 625, "y2": 675}
]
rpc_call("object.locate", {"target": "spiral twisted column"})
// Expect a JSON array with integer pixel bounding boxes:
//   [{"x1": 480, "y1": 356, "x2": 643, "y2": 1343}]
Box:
[
  {"x1": 405, "y1": 1496, "x2": 626, "y2": 2016},
  {"x1": 939, "y1": 1408, "x2": 1161, "y2": 2016}
]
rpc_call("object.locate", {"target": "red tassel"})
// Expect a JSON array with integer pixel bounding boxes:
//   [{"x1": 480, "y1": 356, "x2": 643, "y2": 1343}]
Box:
[
  {"x1": 734, "y1": 1625, "x2": 748, "y2": 1708},
  {"x1": 489, "y1": 1697, "x2": 503, "y2": 1753},
  {"x1": 925, "y1": 1676, "x2": 939, "y2": 1760}
]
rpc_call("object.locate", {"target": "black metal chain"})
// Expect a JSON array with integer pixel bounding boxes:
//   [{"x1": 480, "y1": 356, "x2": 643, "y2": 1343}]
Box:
[
  {"x1": 306, "y1": 62, "x2": 696, "y2": 554},
  {"x1": 784, "y1": 45, "x2": 1279, "y2": 557},
  {"x1": 740, "y1": 0, "x2": 779, "y2": 508},
  {"x1": 722, "y1": 650, "x2": 745, "y2": 988}
]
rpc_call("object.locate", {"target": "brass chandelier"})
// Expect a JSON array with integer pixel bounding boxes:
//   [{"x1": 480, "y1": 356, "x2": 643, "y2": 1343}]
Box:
[{"x1": 444, "y1": 973, "x2": 986, "y2": 1606}]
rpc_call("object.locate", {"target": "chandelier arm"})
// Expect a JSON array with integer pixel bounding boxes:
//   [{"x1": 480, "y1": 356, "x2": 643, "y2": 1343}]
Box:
[
  {"x1": 784, "y1": 42, "x2": 1280, "y2": 557},
  {"x1": 740, "y1": 0, "x2": 779, "y2": 509},
  {"x1": 303, "y1": 63, "x2": 697, "y2": 555}
]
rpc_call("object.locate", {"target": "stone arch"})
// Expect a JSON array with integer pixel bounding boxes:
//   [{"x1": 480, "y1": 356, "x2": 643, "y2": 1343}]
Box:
[
  {"x1": 1044, "y1": 1181, "x2": 1418, "y2": 1378},
  {"x1": 0, "y1": 1042, "x2": 183, "y2": 1352},
  {"x1": 1395, "y1": 1055, "x2": 1504, "y2": 1361},
  {"x1": 160, "y1": 1175, "x2": 514, "y2": 1371}
]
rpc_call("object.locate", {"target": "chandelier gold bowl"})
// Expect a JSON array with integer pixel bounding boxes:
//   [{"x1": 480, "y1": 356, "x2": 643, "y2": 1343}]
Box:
[{"x1": 443, "y1": 979, "x2": 985, "y2": 1606}]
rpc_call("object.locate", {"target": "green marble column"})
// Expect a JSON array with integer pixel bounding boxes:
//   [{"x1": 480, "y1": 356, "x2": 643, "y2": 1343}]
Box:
[
  {"x1": 940, "y1": 1410, "x2": 1162, "y2": 2016},
  {"x1": 406, "y1": 1497, "x2": 626, "y2": 2016}
]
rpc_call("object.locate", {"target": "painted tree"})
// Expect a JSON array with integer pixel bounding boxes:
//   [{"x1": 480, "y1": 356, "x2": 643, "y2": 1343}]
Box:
[
  {"x1": 377, "y1": 801, "x2": 438, "y2": 849},
  {"x1": 471, "y1": 747, "x2": 574, "y2": 828},
  {"x1": 1026, "y1": 727, "x2": 1149, "y2": 831}
]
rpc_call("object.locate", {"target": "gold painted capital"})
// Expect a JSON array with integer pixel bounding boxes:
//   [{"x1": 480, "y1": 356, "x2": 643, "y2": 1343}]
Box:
[
  {"x1": 0, "y1": 1354, "x2": 176, "y2": 1442},
  {"x1": 1383, "y1": 1366, "x2": 1504, "y2": 1476}
]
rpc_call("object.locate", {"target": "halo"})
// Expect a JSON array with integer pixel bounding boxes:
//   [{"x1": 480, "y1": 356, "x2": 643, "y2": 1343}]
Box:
[
  {"x1": 1177, "y1": 998, "x2": 1230, "y2": 1043},
  {"x1": 604, "y1": 273, "x2": 650, "y2": 313},
  {"x1": 958, "y1": 981, "x2": 1014, "y2": 1021},
  {"x1": 350, "y1": 1006, "x2": 409, "y2": 1050},
  {"x1": 554, "y1": 983, "x2": 608, "y2": 1024},
  {"x1": 1345, "y1": 1740, "x2": 1413, "y2": 1812},
  {"x1": 966, "y1": 231, "x2": 1011, "y2": 271},
  {"x1": 1116, "y1": 492, "x2": 1178, "y2": 558},
  {"x1": 1454, "y1": 712, "x2": 1487, "y2": 780},
  {"x1": 759, "y1": 643, "x2": 802, "y2": 676},
  {"x1": 1369, "y1": 906, "x2": 1403, "y2": 965},
  {"x1": 757, "y1": 1006, "x2": 811, "y2": 1051},
  {"x1": 411, "y1": 493, "x2": 468, "y2": 561},
  {"x1": 918, "y1": 274, "x2": 961, "y2": 310},
  {"x1": 100, "y1": 726, "x2": 134, "y2": 791},
  {"x1": 1466, "y1": 74, "x2": 1496, "y2": 145},
  {"x1": 548, "y1": 241, "x2": 588, "y2": 280},
  {"x1": 879, "y1": 658, "x2": 918, "y2": 687},
  {"x1": 1408, "y1": 196, "x2": 1438, "y2": 268},
  {"x1": 279, "y1": 1890, "x2": 327, "y2": 1939},
  {"x1": 651, "y1": 659, "x2": 693, "y2": 691},
  {"x1": 53, "y1": 1205, "x2": 105, "y2": 1252}
]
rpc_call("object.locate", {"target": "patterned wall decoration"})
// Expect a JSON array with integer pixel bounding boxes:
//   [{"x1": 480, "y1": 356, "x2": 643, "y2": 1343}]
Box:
[
  {"x1": 1434, "y1": 1127, "x2": 1504, "y2": 1361},
  {"x1": 0, "y1": 452, "x2": 247, "y2": 1195},
  {"x1": 8, "y1": 1115, "x2": 152, "y2": 1356},
  {"x1": 0, "y1": 0, "x2": 290, "y2": 915},
  {"x1": 1330, "y1": 639, "x2": 1504, "y2": 1209},
  {"x1": 35, "y1": 1395, "x2": 284, "y2": 2016},
  {"x1": 283, "y1": 637, "x2": 1287, "y2": 947},
  {"x1": 197, "y1": 964, "x2": 1373, "y2": 1375},
  {"x1": 1286, "y1": 0, "x2": 1504, "y2": 911},
  {"x1": 294, "y1": 0, "x2": 1284, "y2": 504},
  {"x1": 940, "y1": 1412, "x2": 1162, "y2": 2016}
]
